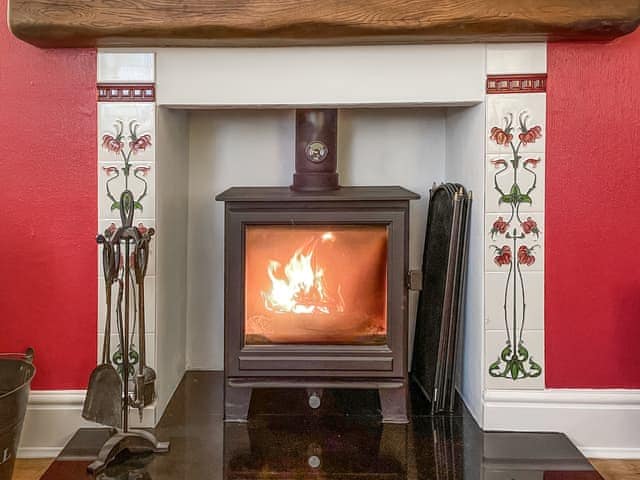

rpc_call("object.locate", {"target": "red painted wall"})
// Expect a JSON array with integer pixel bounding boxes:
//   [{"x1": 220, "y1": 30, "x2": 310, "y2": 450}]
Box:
[
  {"x1": 1, "y1": 0, "x2": 639, "y2": 391},
  {"x1": 546, "y1": 29, "x2": 640, "y2": 388},
  {"x1": 0, "y1": 0, "x2": 96, "y2": 389}
]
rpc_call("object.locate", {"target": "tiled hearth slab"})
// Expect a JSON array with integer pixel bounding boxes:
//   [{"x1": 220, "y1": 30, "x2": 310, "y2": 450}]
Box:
[{"x1": 39, "y1": 372, "x2": 603, "y2": 479}]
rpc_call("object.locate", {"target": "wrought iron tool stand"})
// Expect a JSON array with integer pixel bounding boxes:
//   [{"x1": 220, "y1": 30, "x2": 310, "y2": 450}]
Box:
[{"x1": 87, "y1": 190, "x2": 169, "y2": 475}]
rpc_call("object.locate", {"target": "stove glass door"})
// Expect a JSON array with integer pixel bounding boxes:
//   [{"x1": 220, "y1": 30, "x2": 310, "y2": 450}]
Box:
[{"x1": 244, "y1": 224, "x2": 388, "y2": 345}]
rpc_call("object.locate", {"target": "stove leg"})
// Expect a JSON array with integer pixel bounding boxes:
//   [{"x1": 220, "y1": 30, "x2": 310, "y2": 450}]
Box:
[
  {"x1": 379, "y1": 385, "x2": 409, "y2": 424},
  {"x1": 225, "y1": 384, "x2": 252, "y2": 422}
]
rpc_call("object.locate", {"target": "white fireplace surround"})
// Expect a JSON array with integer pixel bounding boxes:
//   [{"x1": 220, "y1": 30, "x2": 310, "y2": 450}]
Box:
[
  {"x1": 17, "y1": 44, "x2": 640, "y2": 460},
  {"x1": 147, "y1": 44, "x2": 489, "y2": 427}
]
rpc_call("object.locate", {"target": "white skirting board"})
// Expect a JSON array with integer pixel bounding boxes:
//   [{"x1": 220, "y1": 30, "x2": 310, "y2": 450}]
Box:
[
  {"x1": 484, "y1": 389, "x2": 640, "y2": 459},
  {"x1": 17, "y1": 390, "x2": 156, "y2": 459},
  {"x1": 19, "y1": 387, "x2": 640, "y2": 459}
]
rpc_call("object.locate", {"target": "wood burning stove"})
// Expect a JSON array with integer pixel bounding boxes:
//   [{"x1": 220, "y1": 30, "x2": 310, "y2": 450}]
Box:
[{"x1": 216, "y1": 110, "x2": 419, "y2": 423}]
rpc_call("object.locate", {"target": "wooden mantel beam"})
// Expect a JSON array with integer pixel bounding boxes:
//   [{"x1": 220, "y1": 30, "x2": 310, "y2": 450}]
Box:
[{"x1": 8, "y1": 0, "x2": 640, "y2": 48}]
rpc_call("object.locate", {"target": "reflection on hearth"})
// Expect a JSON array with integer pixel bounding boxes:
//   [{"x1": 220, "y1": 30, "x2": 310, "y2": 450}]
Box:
[
  {"x1": 224, "y1": 417, "x2": 408, "y2": 479},
  {"x1": 97, "y1": 452, "x2": 153, "y2": 480}
]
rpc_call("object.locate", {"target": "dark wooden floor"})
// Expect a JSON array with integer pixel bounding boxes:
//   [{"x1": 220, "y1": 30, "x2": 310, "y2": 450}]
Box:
[{"x1": 36, "y1": 371, "x2": 604, "y2": 479}]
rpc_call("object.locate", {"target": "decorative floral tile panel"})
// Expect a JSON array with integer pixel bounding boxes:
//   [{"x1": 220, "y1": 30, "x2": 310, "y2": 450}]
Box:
[{"x1": 485, "y1": 90, "x2": 546, "y2": 388}]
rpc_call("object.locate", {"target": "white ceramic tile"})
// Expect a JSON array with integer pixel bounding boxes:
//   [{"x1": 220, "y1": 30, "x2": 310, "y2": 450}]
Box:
[
  {"x1": 485, "y1": 271, "x2": 544, "y2": 331},
  {"x1": 97, "y1": 219, "x2": 156, "y2": 277},
  {"x1": 486, "y1": 93, "x2": 546, "y2": 155},
  {"x1": 486, "y1": 43, "x2": 547, "y2": 75},
  {"x1": 99, "y1": 161, "x2": 155, "y2": 220},
  {"x1": 98, "y1": 332, "x2": 156, "y2": 370},
  {"x1": 485, "y1": 213, "x2": 544, "y2": 273},
  {"x1": 485, "y1": 330, "x2": 544, "y2": 390},
  {"x1": 98, "y1": 103, "x2": 155, "y2": 164},
  {"x1": 98, "y1": 276, "x2": 156, "y2": 334},
  {"x1": 486, "y1": 152, "x2": 545, "y2": 214},
  {"x1": 98, "y1": 53, "x2": 155, "y2": 83}
]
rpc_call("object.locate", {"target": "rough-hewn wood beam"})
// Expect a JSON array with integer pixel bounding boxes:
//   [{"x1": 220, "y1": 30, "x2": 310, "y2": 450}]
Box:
[{"x1": 8, "y1": 0, "x2": 640, "y2": 48}]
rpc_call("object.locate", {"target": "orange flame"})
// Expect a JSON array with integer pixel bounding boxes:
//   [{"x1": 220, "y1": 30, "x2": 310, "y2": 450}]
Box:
[{"x1": 262, "y1": 233, "x2": 344, "y2": 315}]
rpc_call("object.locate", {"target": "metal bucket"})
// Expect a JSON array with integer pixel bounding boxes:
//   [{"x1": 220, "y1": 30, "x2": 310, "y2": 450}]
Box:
[{"x1": 0, "y1": 349, "x2": 35, "y2": 480}]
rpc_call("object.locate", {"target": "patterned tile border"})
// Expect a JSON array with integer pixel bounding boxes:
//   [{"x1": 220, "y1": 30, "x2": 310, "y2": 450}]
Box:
[
  {"x1": 97, "y1": 83, "x2": 156, "y2": 102},
  {"x1": 487, "y1": 74, "x2": 547, "y2": 94}
]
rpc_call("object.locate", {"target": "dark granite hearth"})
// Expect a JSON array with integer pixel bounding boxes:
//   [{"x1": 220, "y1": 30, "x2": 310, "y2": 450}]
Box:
[{"x1": 40, "y1": 371, "x2": 602, "y2": 479}]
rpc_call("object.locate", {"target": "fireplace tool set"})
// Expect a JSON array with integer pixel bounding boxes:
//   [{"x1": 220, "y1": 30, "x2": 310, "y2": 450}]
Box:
[
  {"x1": 82, "y1": 190, "x2": 169, "y2": 475},
  {"x1": 412, "y1": 183, "x2": 471, "y2": 414}
]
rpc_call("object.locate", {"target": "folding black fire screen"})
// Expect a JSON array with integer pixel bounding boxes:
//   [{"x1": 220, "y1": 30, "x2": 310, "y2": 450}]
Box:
[{"x1": 411, "y1": 183, "x2": 471, "y2": 414}]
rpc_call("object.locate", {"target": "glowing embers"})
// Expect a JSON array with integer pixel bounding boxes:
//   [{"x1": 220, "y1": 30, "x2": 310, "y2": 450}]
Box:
[
  {"x1": 263, "y1": 232, "x2": 344, "y2": 315},
  {"x1": 245, "y1": 225, "x2": 388, "y2": 345}
]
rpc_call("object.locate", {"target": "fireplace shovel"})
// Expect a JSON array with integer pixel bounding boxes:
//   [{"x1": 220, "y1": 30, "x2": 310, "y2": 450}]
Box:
[{"x1": 82, "y1": 239, "x2": 123, "y2": 428}]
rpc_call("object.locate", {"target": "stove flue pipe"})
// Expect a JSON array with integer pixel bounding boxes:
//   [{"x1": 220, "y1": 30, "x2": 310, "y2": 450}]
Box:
[{"x1": 291, "y1": 109, "x2": 340, "y2": 192}]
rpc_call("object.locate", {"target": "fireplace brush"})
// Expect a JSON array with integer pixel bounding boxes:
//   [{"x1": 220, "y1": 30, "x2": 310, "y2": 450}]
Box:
[{"x1": 82, "y1": 190, "x2": 169, "y2": 475}]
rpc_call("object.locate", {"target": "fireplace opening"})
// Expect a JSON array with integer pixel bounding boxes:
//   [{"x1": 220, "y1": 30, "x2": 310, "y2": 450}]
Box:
[
  {"x1": 244, "y1": 224, "x2": 388, "y2": 345},
  {"x1": 154, "y1": 103, "x2": 484, "y2": 423}
]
